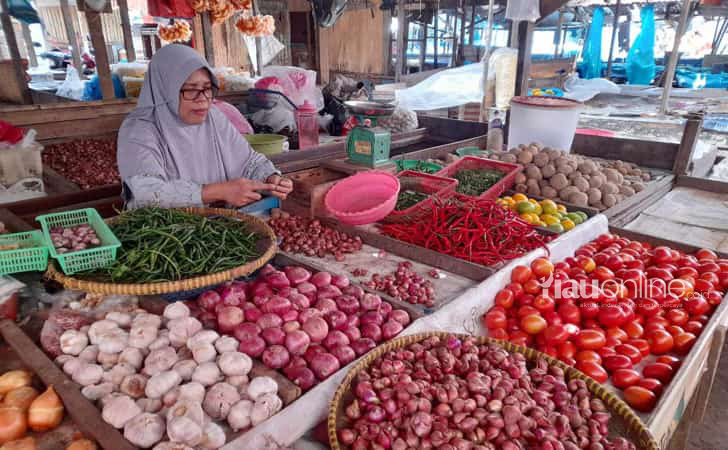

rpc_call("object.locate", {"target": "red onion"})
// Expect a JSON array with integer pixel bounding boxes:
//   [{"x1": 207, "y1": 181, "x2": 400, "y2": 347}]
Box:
[
  {"x1": 297, "y1": 282, "x2": 317, "y2": 299},
  {"x1": 233, "y1": 322, "x2": 261, "y2": 340},
  {"x1": 262, "y1": 345, "x2": 291, "y2": 369},
  {"x1": 317, "y1": 284, "x2": 343, "y2": 300},
  {"x1": 388, "y1": 309, "x2": 411, "y2": 326},
  {"x1": 367, "y1": 405, "x2": 386, "y2": 423},
  {"x1": 338, "y1": 428, "x2": 358, "y2": 445},
  {"x1": 304, "y1": 344, "x2": 327, "y2": 364},
  {"x1": 351, "y1": 338, "x2": 376, "y2": 356},
  {"x1": 345, "y1": 315, "x2": 360, "y2": 329},
  {"x1": 219, "y1": 284, "x2": 246, "y2": 306},
  {"x1": 282, "y1": 320, "x2": 301, "y2": 333},
  {"x1": 284, "y1": 266, "x2": 312, "y2": 285},
  {"x1": 343, "y1": 285, "x2": 365, "y2": 299},
  {"x1": 265, "y1": 271, "x2": 291, "y2": 290},
  {"x1": 261, "y1": 295, "x2": 292, "y2": 315},
  {"x1": 360, "y1": 311, "x2": 384, "y2": 327},
  {"x1": 342, "y1": 326, "x2": 362, "y2": 342},
  {"x1": 378, "y1": 301, "x2": 393, "y2": 316},
  {"x1": 257, "y1": 313, "x2": 283, "y2": 329},
  {"x1": 261, "y1": 327, "x2": 286, "y2": 345},
  {"x1": 289, "y1": 293, "x2": 311, "y2": 310},
  {"x1": 299, "y1": 307, "x2": 322, "y2": 323},
  {"x1": 253, "y1": 296, "x2": 270, "y2": 307},
  {"x1": 311, "y1": 272, "x2": 332, "y2": 288},
  {"x1": 288, "y1": 366, "x2": 316, "y2": 390},
  {"x1": 332, "y1": 274, "x2": 351, "y2": 289},
  {"x1": 238, "y1": 335, "x2": 265, "y2": 357},
  {"x1": 361, "y1": 293, "x2": 382, "y2": 311},
  {"x1": 325, "y1": 310, "x2": 348, "y2": 330},
  {"x1": 197, "y1": 291, "x2": 221, "y2": 311},
  {"x1": 43, "y1": 138, "x2": 120, "y2": 189},
  {"x1": 323, "y1": 330, "x2": 351, "y2": 350},
  {"x1": 331, "y1": 345, "x2": 356, "y2": 365},
  {"x1": 217, "y1": 306, "x2": 244, "y2": 333},
  {"x1": 277, "y1": 287, "x2": 298, "y2": 298},
  {"x1": 259, "y1": 264, "x2": 276, "y2": 275},
  {"x1": 310, "y1": 352, "x2": 341, "y2": 379},
  {"x1": 281, "y1": 309, "x2": 299, "y2": 322},
  {"x1": 285, "y1": 329, "x2": 311, "y2": 355},
  {"x1": 302, "y1": 317, "x2": 329, "y2": 342},
  {"x1": 251, "y1": 282, "x2": 274, "y2": 298},
  {"x1": 198, "y1": 311, "x2": 217, "y2": 329},
  {"x1": 314, "y1": 298, "x2": 338, "y2": 315},
  {"x1": 336, "y1": 295, "x2": 360, "y2": 315},
  {"x1": 242, "y1": 304, "x2": 263, "y2": 322},
  {"x1": 382, "y1": 320, "x2": 404, "y2": 340}
]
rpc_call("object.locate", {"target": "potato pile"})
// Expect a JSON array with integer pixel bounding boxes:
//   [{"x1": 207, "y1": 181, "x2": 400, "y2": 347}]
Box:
[{"x1": 488, "y1": 144, "x2": 651, "y2": 210}]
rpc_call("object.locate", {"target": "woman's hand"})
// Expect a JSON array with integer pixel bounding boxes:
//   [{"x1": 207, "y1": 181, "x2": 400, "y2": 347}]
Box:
[
  {"x1": 266, "y1": 174, "x2": 293, "y2": 200},
  {"x1": 202, "y1": 178, "x2": 277, "y2": 207}
]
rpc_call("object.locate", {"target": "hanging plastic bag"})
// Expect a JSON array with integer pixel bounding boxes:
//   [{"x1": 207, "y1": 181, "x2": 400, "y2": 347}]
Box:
[
  {"x1": 505, "y1": 0, "x2": 540, "y2": 22},
  {"x1": 626, "y1": 5, "x2": 656, "y2": 85},
  {"x1": 8, "y1": 0, "x2": 39, "y2": 24},
  {"x1": 580, "y1": 7, "x2": 604, "y2": 79},
  {"x1": 56, "y1": 67, "x2": 85, "y2": 100},
  {"x1": 261, "y1": 66, "x2": 324, "y2": 110},
  {"x1": 147, "y1": 0, "x2": 195, "y2": 18}
]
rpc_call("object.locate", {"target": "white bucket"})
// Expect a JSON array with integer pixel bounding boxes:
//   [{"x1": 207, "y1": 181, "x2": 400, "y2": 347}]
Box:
[{"x1": 507, "y1": 96, "x2": 583, "y2": 152}]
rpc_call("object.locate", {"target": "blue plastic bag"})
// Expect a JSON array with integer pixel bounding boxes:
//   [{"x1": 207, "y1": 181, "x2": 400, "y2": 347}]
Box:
[
  {"x1": 626, "y1": 5, "x2": 656, "y2": 85},
  {"x1": 581, "y1": 7, "x2": 604, "y2": 79},
  {"x1": 81, "y1": 74, "x2": 126, "y2": 101},
  {"x1": 8, "y1": 0, "x2": 39, "y2": 24}
]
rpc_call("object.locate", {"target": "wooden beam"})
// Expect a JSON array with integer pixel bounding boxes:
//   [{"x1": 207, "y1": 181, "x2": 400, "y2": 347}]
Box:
[
  {"x1": 317, "y1": 27, "x2": 330, "y2": 84},
  {"x1": 117, "y1": 0, "x2": 136, "y2": 62},
  {"x1": 21, "y1": 22, "x2": 37, "y2": 67},
  {"x1": 85, "y1": 10, "x2": 114, "y2": 100},
  {"x1": 606, "y1": 0, "x2": 621, "y2": 78},
  {"x1": 201, "y1": 11, "x2": 216, "y2": 66},
  {"x1": 382, "y1": 9, "x2": 392, "y2": 75},
  {"x1": 660, "y1": 0, "x2": 693, "y2": 115},
  {"x1": 672, "y1": 113, "x2": 703, "y2": 176},
  {"x1": 457, "y1": 0, "x2": 466, "y2": 65},
  {"x1": 418, "y1": 21, "x2": 426, "y2": 70},
  {"x1": 433, "y1": 11, "x2": 438, "y2": 67},
  {"x1": 540, "y1": 0, "x2": 567, "y2": 21},
  {"x1": 59, "y1": 0, "x2": 83, "y2": 76},
  {"x1": 514, "y1": 21, "x2": 533, "y2": 96},
  {"x1": 395, "y1": 0, "x2": 406, "y2": 80},
  {"x1": 0, "y1": 0, "x2": 32, "y2": 104}
]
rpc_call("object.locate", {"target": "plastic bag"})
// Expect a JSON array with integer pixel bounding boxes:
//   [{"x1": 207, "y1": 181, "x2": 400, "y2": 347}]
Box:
[
  {"x1": 395, "y1": 62, "x2": 485, "y2": 111},
  {"x1": 261, "y1": 66, "x2": 324, "y2": 110},
  {"x1": 563, "y1": 74, "x2": 620, "y2": 102},
  {"x1": 0, "y1": 128, "x2": 43, "y2": 187},
  {"x1": 0, "y1": 178, "x2": 45, "y2": 203},
  {"x1": 489, "y1": 48, "x2": 518, "y2": 108},
  {"x1": 378, "y1": 107, "x2": 419, "y2": 133},
  {"x1": 214, "y1": 100, "x2": 254, "y2": 135},
  {"x1": 147, "y1": 0, "x2": 195, "y2": 18},
  {"x1": 56, "y1": 67, "x2": 85, "y2": 100},
  {"x1": 505, "y1": 0, "x2": 540, "y2": 22},
  {"x1": 581, "y1": 7, "x2": 604, "y2": 79},
  {"x1": 626, "y1": 5, "x2": 656, "y2": 85},
  {"x1": 111, "y1": 61, "x2": 148, "y2": 78}
]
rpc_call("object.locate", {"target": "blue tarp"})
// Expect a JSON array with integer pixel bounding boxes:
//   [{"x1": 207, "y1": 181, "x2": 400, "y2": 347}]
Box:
[
  {"x1": 675, "y1": 69, "x2": 728, "y2": 88},
  {"x1": 82, "y1": 74, "x2": 126, "y2": 101},
  {"x1": 8, "y1": 0, "x2": 39, "y2": 24},
  {"x1": 626, "y1": 5, "x2": 656, "y2": 84},
  {"x1": 581, "y1": 7, "x2": 604, "y2": 79}
]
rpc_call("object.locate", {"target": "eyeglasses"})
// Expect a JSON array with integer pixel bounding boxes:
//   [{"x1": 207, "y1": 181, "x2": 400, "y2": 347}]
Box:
[{"x1": 180, "y1": 87, "x2": 217, "y2": 101}]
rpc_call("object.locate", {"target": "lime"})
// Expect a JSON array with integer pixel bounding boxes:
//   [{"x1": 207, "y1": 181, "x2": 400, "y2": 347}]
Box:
[
  {"x1": 547, "y1": 223, "x2": 565, "y2": 234},
  {"x1": 561, "y1": 218, "x2": 576, "y2": 231},
  {"x1": 540, "y1": 199, "x2": 558, "y2": 215},
  {"x1": 566, "y1": 212, "x2": 583, "y2": 225},
  {"x1": 575, "y1": 211, "x2": 588, "y2": 222},
  {"x1": 516, "y1": 201, "x2": 537, "y2": 214}
]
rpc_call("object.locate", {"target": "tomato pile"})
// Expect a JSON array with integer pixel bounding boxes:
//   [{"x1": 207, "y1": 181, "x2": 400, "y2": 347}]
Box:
[{"x1": 482, "y1": 233, "x2": 727, "y2": 413}]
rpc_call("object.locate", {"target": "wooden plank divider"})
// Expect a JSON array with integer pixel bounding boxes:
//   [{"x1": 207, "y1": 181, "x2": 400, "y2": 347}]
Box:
[
  {"x1": 0, "y1": 208, "x2": 34, "y2": 232},
  {"x1": 602, "y1": 174, "x2": 675, "y2": 220},
  {"x1": 676, "y1": 175, "x2": 728, "y2": 194}
]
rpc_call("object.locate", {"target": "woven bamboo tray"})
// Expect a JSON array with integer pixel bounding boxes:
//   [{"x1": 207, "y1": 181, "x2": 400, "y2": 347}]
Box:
[
  {"x1": 328, "y1": 332, "x2": 659, "y2": 450},
  {"x1": 44, "y1": 207, "x2": 277, "y2": 295}
]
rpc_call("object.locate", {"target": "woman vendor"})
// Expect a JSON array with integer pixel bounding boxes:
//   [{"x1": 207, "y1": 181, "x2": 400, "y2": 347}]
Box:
[{"x1": 117, "y1": 44, "x2": 292, "y2": 208}]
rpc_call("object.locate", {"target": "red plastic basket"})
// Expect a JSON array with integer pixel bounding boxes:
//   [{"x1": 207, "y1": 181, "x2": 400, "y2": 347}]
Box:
[
  {"x1": 435, "y1": 156, "x2": 522, "y2": 201},
  {"x1": 382, "y1": 170, "x2": 458, "y2": 223}
]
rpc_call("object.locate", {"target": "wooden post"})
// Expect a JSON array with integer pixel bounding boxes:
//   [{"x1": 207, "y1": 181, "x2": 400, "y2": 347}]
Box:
[
  {"x1": 85, "y1": 10, "x2": 114, "y2": 100},
  {"x1": 660, "y1": 0, "x2": 693, "y2": 115},
  {"x1": 59, "y1": 0, "x2": 83, "y2": 75},
  {"x1": 514, "y1": 21, "x2": 533, "y2": 97},
  {"x1": 606, "y1": 0, "x2": 621, "y2": 79},
  {"x1": 457, "y1": 0, "x2": 466, "y2": 65},
  {"x1": 0, "y1": 0, "x2": 32, "y2": 104},
  {"x1": 117, "y1": 0, "x2": 135, "y2": 62},
  {"x1": 382, "y1": 9, "x2": 392, "y2": 75},
  {"x1": 395, "y1": 0, "x2": 405, "y2": 80},
  {"x1": 418, "y1": 21, "x2": 426, "y2": 71},
  {"x1": 433, "y1": 11, "x2": 438, "y2": 67},
  {"x1": 21, "y1": 22, "x2": 37, "y2": 67},
  {"x1": 317, "y1": 27, "x2": 330, "y2": 84},
  {"x1": 450, "y1": 14, "x2": 457, "y2": 67},
  {"x1": 673, "y1": 112, "x2": 703, "y2": 176},
  {"x1": 477, "y1": 0, "x2": 495, "y2": 122},
  {"x1": 469, "y1": 0, "x2": 476, "y2": 45},
  {"x1": 200, "y1": 11, "x2": 216, "y2": 66}
]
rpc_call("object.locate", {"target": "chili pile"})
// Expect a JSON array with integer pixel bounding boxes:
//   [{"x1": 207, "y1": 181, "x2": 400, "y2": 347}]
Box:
[
  {"x1": 379, "y1": 198, "x2": 551, "y2": 266},
  {"x1": 453, "y1": 168, "x2": 504, "y2": 196}
]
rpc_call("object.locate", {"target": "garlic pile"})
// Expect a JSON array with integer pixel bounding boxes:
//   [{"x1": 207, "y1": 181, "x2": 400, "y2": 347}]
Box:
[{"x1": 53, "y1": 303, "x2": 283, "y2": 449}]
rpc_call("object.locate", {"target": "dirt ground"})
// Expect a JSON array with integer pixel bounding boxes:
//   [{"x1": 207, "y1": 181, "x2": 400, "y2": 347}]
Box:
[{"x1": 685, "y1": 339, "x2": 728, "y2": 450}]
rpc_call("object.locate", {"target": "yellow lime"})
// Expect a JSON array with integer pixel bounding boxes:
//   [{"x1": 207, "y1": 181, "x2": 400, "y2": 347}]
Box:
[
  {"x1": 540, "y1": 199, "x2": 558, "y2": 215},
  {"x1": 512, "y1": 193, "x2": 528, "y2": 203},
  {"x1": 561, "y1": 218, "x2": 576, "y2": 231},
  {"x1": 575, "y1": 211, "x2": 588, "y2": 222},
  {"x1": 541, "y1": 214, "x2": 560, "y2": 226},
  {"x1": 566, "y1": 212, "x2": 583, "y2": 225},
  {"x1": 557, "y1": 204, "x2": 567, "y2": 214},
  {"x1": 516, "y1": 201, "x2": 536, "y2": 214},
  {"x1": 548, "y1": 223, "x2": 565, "y2": 233},
  {"x1": 502, "y1": 196, "x2": 513, "y2": 203}
]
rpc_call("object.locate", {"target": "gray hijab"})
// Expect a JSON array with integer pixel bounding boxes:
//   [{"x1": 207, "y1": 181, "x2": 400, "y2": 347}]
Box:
[{"x1": 117, "y1": 44, "x2": 276, "y2": 191}]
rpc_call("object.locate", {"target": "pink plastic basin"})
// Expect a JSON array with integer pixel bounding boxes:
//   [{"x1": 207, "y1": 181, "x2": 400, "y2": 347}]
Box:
[{"x1": 324, "y1": 171, "x2": 400, "y2": 225}]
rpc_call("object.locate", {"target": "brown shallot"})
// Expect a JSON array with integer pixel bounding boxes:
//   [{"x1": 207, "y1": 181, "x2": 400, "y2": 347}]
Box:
[{"x1": 27, "y1": 386, "x2": 64, "y2": 432}]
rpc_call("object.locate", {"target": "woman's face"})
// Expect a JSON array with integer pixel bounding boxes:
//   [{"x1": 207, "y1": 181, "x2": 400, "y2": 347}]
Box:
[{"x1": 179, "y1": 68, "x2": 213, "y2": 125}]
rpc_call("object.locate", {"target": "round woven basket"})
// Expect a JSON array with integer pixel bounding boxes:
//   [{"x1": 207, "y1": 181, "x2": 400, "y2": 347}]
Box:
[
  {"x1": 45, "y1": 207, "x2": 277, "y2": 295},
  {"x1": 328, "y1": 332, "x2": 659, "y2": 450}
]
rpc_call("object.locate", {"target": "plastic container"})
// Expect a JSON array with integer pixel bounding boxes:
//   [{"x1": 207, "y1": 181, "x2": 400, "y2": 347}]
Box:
[
  {"x1": 0, "y1": 231, "x2": 49, "y2": 275},
  {"x1": 36, "y1": 208, "x2": 121, "y2": 275},
  {"x1": 383, "y1": 171, "x2": 458, "y2": 223},
  {"x1": 435, "y1": 156, "x2": 522, "y2": 201},
  {"x1": 295, "y1": 100, "x2": 319, "y2": 149},
  {"x1": 455, "y1": 147, "x2": 483, "y2": 157},
  {"x1": 508, "y1": 96, "x2": 583, "y2": 152},
  {"x1": 244, "y1": 134, "x2": 288, "y2": 156},
  {"x1": 324, "y1": 171, "x2": 400, "y2": 225},
  {"x1": 394, "y1": 160, "x2": 443, "y2": 174}
]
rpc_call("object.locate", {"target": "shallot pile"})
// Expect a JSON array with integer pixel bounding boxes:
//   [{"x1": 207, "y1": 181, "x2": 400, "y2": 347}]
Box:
[
  {"x1": 52, "y1": 304, "x2": 283, "y2": 449},
  {"x1": 50, "y1": 225, "x2": 101, "y2": 253},
  {"x1": 361, "y1": 261, "x2": 435, "y2": 307},
  {"x1": 269, "y1": 211, "x2": 363, "y2": 261},
  {"x1": 192, "y1": 265, "x2": 411, "y2": 390},
  {"x1": 338, "y1": 335, "x2": 636, "y2": 450},
  {"x1": 42, "y1": 138, "x2": 120, "y2": 189}
]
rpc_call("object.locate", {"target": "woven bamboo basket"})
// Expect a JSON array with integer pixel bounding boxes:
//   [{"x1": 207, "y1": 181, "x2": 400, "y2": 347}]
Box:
[
  {"x1": 328, "y1": 332, "x2": 659, "y2": 450},
  {"x1": 44, "y1": 207, "x2": 277, "y2": 295}
]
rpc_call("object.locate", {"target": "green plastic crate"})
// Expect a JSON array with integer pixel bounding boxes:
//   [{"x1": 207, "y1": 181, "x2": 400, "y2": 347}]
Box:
[
  {"x1": 0, "y1": 231, "x2": 49, "y2": 275},
  {"x1": 455, "y1": 146, "x2": 484, "y2": 157},
  {"x1": 36, "y1": 208, "x2": 121, "y2": 275},
  {"x1": 394, "y1": 160, "x2": 443, "y2": 174}
]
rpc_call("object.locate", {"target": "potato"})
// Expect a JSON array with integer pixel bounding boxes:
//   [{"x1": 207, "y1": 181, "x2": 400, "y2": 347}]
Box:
[
  {"x1": 541, "y1": 186, "x2": 558, "y2": 199},
  {"x1": 589, "y1": 174, "x2": 605, "y2": 189},
  {"x1": 559, "y1": 186, "x2": 579, "y2": 201},
  {"x1": 555, "y1": 156, "x2": 571, "y2": 167},
  {"x1": 515, "y1": 183, "x2": 528, "y2": 193},
  {"x1": 544, "y1": 148, "x2": 560, "y2": 160},
  {"x1": 600, "y1": 182, "x2": 618, "y2": 195},
  {"x1": 501, "y1": 153, "x2": 518, "y2": 163},
  {"x1": 527, "y1": 185, "x2": 541, "y2": 196},
  {"x1": 587, "y1": 188, "x2": 602, "y2": 205},
  {"x1": 619, "y1": 186, "x2": 636, "y2": 196},
  {"x1": 604, "y1": 168, "x2": 624, "y2": 185},
  {"x1": 533, "y1": 152, "x2": 550, "y2": 168},
  {"x1": 538, "y1": 179, "x2": 550, "y2": 189},
  {"x1": 632, "y1": 182, "x2": 645, "y2": 192},
  {"x1": 529, "y1": 143, "x2": 542, "y2": 152},
  {"x1": 509, "y1": 147, "x2": 521, "y2": 155},
  {"x1": 556, "y1": 163, "x2": 574, "y2": 176},
  {"x1": 567, "y1": 171, "x2": 581, "y2": 181},
  {"x1": 641, "y1": 173, "x2": 651, "y2": 181},
  {"x1": 577, "y1": 161, "x2": 597, "y2": 175},
  {"x1": 541, "y1": 164, "x2": 556, "y2": 178},
  {"x1": 572, "y1": 176, "x2": 589, "y2": 192},
  {"x1": 603, "y1": 194, "x2": 617, "y2": 208},
  {"x1": 568, "y1": 192, "x2": 589, "y2": 206},
  {"x1": 550, "y1": 173, "x2": 569, "y2": 190},
  {"x1": 518, "y1": 150, "x2": 534, "y2": 165},
  {"x1": 525, "y1": 164, "x2": 542, "y2": 181},
  {"x1": 514, "y1": 173, "x2": 527, "y2": 184}
]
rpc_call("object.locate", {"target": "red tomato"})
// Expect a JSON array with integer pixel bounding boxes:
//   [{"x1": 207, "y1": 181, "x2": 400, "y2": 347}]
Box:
[
  {"x1": 606, "y1": 255, "x2": 625, "y2": 272},
  {"x1": 554, "y1": 261, "x2": 571, "y2": 272},
  {"x1": 669, "y1": 279, "x2": 694, "y2": 299},
  {"x1": 558, "y1": 303, "x2": 581, "y2": 325},
  {"x1": 494, "y1": 289, "x2": 515, "y2": 309},
  {"x1": 564, "y1": 323, "x2": 581, "y2": 337},
  {"x1": 575, "y1": 329, "x2": 606, "y2": 350},
  {"x1": 676, "y1": 267, "x2": 699, "y2": 279},
  {"x1": 533, "y1": 294, "x2": 556, "y2": 313},
  {"x1": 483, "y1": 310, "x2": 507, "y2": 330},
  {"x1": 684, "y1": 320, "x2": 704, "y2": 335},
  {"x1": 506, "y1": 283, "x2": 525, "y2": 300},
  {"x1": 575, "y1": 361, "x2": 608, "y2": 383},
  {"x1": 606, "y1": 327, "x2": 629, "y2": 343},
  {"x1": 646, "y1": 267, "x2": 674, "y2": 283},
  {"x1": 543, "y1": 324, "x2": 569, "y2": 346},
  {"x1": 511, "y1": 266, "x2": 533, "y2": 284},
  {"x1": 605, "y1": 336, "x2": 622, "y2": 348},
  {"x1": 655, "y1": 355, "x2": 681, "y2": 371},
  {"x1": 636, "y1": 298, "x2": 660, "y2": 316},
  {"x1": 541, "y1": 345, "x2": 559, "y2": 358},
  {"x1": 653, "y1": 247, "x2": 674, "y2": 265},
  {"x1": 647, "y1": 316, "x2": 671, "y2": 328},
  {"x1": 695, "y1": 314, "x2": 711, "y2": 325},
  {"x1": 698, "y1": 262, "x2": 720, "y2": 274},
  {"x1": 579, "y1": 301, "x2": 600, "y2": 320},
  {"x1": 543, "y1": 311, "x2": 563, "y2": 326},
  {"x1": 638, "y1": 378, "x2": 664, "y2": 397},
  {"x1": 615, "y1": 343, "x2": 642, "y2": 365},
  {"x1": 642, "y1": 362, "x2": 674, "y2": 384},
  {"x1": 518, "y1": 305, "x2": 540, "y2": 318},
  {"x1": 531, "y1": 257, "x2": 555, "y2": 279},
  {"x1": 594, "y1": 253, "x2": 609, "y2": 266},
  {"x1": 518, "y1": 294, "x2": 535, "y2": 307},
  {"x1": 558, "y1": 341, "x2": 577, "y2": 359},
  {"x1": 575, "y1": 350, "x2": 602, "y2": 364},
  {"x1": 673, "y1": 332, "x2": 697, "y2": 356},
  {"x1": 684, "y1": 295, "x2": 711, "y2": 317},
  {"x1": 697, "y1": 248, "x2": 718, "y2": 261},
  {"x1": 489, "y1": 328, "x2": 508, "y2": 339},
  {"x1": 646, "y1": 329, "x2": 674, "y2": 355},
  {"x1": 523, "y1": 279, "x2": 541, "y2": 295},
  {"x1": 594, "y1": 266, "x2": 616, "y2": 283},
  {"x1": 679, "y1": 255, "x2": 700, "y2": 269},
  {"x1": 627, "y1": 339, "x2": 651, "y2": 357},
  {"x1": 624, "y1": 386, "x2": 657, "y2": 412},
  {"x1": 599, "y1": 304, "x2": 626, "y2": 328},
  {"x1": 509, "y1": 330, "x2": 531, "y2": 347},
  {"x1": 521, "y1": 314, "x2": 547, "y2": 335},
  {"x1": 666, "y1": 325, "x2": 685, "y2": 337},
  {"x1": 666, "y1": 309, "x2": 689, "y2": 326},
  {"x1": 612, "y1": 369, "x2": 641, "y2": 389},
  {"x1": 507, "y1": 318, "x2": 520, "y2": 332},
  {"x1": 560, "y1": 356, "x2": 576, "y2": 366},
  {"x1": 719, "y1": 272, "x2": 728, "y2": 290},
  {"x1": 695, "y1": 277, "x2": 717, "y2": 294},
  {"x1": 603, "y1": 354, "x2": 632, "y2": 372},
  {"x1": 622, "y1": 322, "x2": 644, "y2": 339},
  {"x1": 598, "y1": 347, "x2": 617, "y2": 359},
  {"x1": 706, "y1": 290, "x2": 723, "y2": 307},
  {"x1": 643, "y1": 322, "x2": 667, "y2": 334},
  {"x1": 576, "y1": 255, "x2": 596, "y2": 273}
]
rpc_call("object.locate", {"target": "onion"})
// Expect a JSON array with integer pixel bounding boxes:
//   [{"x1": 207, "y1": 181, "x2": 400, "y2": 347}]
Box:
[
  {"x1": 361, "y1": 323, "x2": 382, "y2": 342},
  {"x1": 264, "y1": 271, "x2": 290, "y2": 290},
  {"x1": 289, "y1": 293, "x2": 311, "y2": 310},
  {"x1": 331, "y1": 345, "x2": 357, "y2": 365},
  {"x1": 282, "y1": 321, "x2": 301, "y2": 333},
  {"x1": 238, "y1": 335, "x2": 266, "y2": 357},
  {"x1": 198, "y1": 311, "x2": 217, "y2": 329},
  {"x1": 382, "y1": 320, "x2": 405, "y2": 340},
  {"x1": 335, "y1": 295, "x2": 359, "y2": 315},
  {"x1": 343, "y1": 285, "x2": 365, "y2": 299},
  {"x1": 345, "y1": 315, "x2": 360, "y2": 329},
  {"x1": 219, "y1": 284, "x2": 246, "y2": 306},
  {"x1": 284, "y1": 266, "x2": 312, "y2": 285},
  {"x1": 257, "y1": 313, "x2": 283, "y2": 329},
  {"x1": 259, "y1": 264, "x2": 276, "y2": 275},
  {"x1": 310, "y1": 352, "x2": 341, "y2": 379},
  {"x1": 27, "y1": 386, "x2": 63, "y2": 432},
  {"x1": 277, "y1": 287, "x2": 298, "y2": 298},
  {"x1": 388, "y1": 309, "x2": 411, "y2": 326},
  {"x1": 361, "y1": 293, "x2": 382, "y2": 311},
  {"x1": 0, "y1": 407, "x2": 26, "y2": 444},
  {"x1": 217, "y1": 306, "x2": 244, "y2": 333},
  {"x1": 251, "y1": 282, "x2": 274, "y2": 298},
  {"x1": 317, "y1": 285, "x2": 343, "y2": 301},
  {"x1": 287, "y1": 366, "x2": 316, "y2": 390},
  {"x1": 342, "y1": 326, "x2": 362, "y2": 342},
  {"x1": 314, "y1": 298, "x2": 337, "y2": 315},
  {"x1": 323, "y1": 330, "x2": 350, "y2": 350},
  {"x1": 303, "y1": 344, "x2": 326, "y2": 364},
  {"x1": 310, "y1": 272, "x2": 332, "y2": 288},
  {"x1": 360, "y1": 311, "x2": 384, "y2": 327},
  {"x1": 242, "y1": 304, "x2": 263, "y2": 322},
  {"x1": 325, "y1": 310, "x2": 348, "y2": 330},
  {"x1": 302, "y1": 317, "x2": 329, "y2": 342},
  {"x1": 285, "y1": 330, "x2": 311, "y2": 355},
  {"x1": 378, "y1": 302, "x2": 393, "y2": 316},
  {"x1": 332, "y1": 274, "x2": 350, "y2": 289},
  {"x1": 296, "y1": 282, "x2": 317, "y2": 299},
  {"x1": 281, "y1": 309, "x2": 299, "y2": 322},
  {"x1": 261, "y1": 345, "x2": 290, "y2": 369},
  {"x1": 299, "y1": 308, "x2": 322, "y2": 323},
  {"x1": 261, "y1": 327, "x2": 286, "y2": 346},
  {"x1": 261, "y1": 296, "x2": 292, "y2": 315},
  {"x1": 197, "y1": 291, "x2": 221, "y2": 311},
  {"x1": 351, "y1": 338, "x2": 376, "y2": 356},
  {"x1": 234, "y1": 322, "x2": 261, "y2": 341}
]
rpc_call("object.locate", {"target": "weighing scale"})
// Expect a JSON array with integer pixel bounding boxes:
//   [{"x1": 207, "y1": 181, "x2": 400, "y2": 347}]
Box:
[{"x1": 344, "y1": 101, "x2": 396, "y2": 168}]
